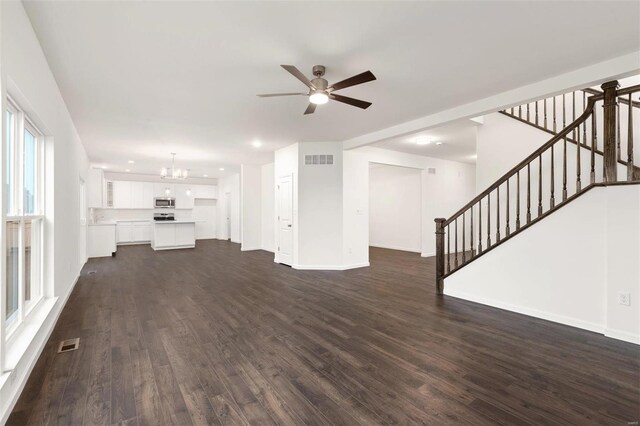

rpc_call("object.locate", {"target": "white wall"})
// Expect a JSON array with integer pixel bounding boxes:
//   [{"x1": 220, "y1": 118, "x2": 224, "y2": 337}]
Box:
[
  {"x1": 0, "y1": 2, "x2": 90, "y2": 421},
  {"x1": 217, "y1": 173, "x2": 240, "y2": 243},
  {"x1": 369, "y1": 165, "x2": 422, "y2": 252},
  {"x1": 261, "y1": 163, "x2": 275, "y2": 252},
  {"x1": 445, "y1": 184, "x2": 640, "y2": 344},
  {"x1": 297, "y1": 142, "x2": 344, "y2": 268},
  {"x1": 240, "y1": 164, "x2": 262, "y2": 251},
  {"x1": 193, "y1": 199, "x2": 217, "y2": 239},
  {"x1": 343, "y1": 146, "x2": 476, "y2": 267}
]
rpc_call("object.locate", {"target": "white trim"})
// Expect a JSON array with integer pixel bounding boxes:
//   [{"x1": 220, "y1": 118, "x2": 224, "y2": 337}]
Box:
[
  {"x1": 443, "y1": 287, "x2": 605, "y2": 335},
  {"x1": 369, "y1": 243, "x2": 421, "y2": 253},
  {"x1": 604, "y1": 328, "x2": 640, "y2": 345},
  {"x1": 0, "y1": 274, "x2": 80, "y2": 425},
  {"x1": 291, "y1": 262, "x2": 370, "y2": 271},
  {"x1": 421, "y1": 252, "x2": 435, "y2": 258},
  {"x1": 240, "y1": 246, "x2": 261, "y2": 252}
]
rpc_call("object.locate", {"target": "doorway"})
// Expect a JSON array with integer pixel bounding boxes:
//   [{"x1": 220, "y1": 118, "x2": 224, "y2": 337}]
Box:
[
  {"x1": 225, "y1": 192, "x2": 231, "y2": 240},
  {"x1": 79, "y1": 177, "x2": 87, "y2": 266},
  {"x1": 369, "y1": 163, "x2": 422, "y2": 253},
  {"x1": 276, "y1": 174, "x2": 293, "y2": 265}
]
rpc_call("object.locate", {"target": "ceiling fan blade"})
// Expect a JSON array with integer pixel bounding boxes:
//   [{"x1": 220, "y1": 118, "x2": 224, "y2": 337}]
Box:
[
  {"x1": 257, "y1": 93, "x2": 306, "y2": 97},
  {"x1": 329, "y1": 94, "x2": 372, "y2": 109},
  {"x1": 328, "y1": 71, "x2": 376, "y2": 91},
  {"x1": 304, "y1": 103, "x2": 317, "y2": 115},
  {"x1": 281, "y1": 65, "x2": 316, "y2": 89}
]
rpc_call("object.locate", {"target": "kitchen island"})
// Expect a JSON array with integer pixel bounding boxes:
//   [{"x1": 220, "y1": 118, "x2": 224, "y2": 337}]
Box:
[{"x1": 151, "y1": 220, "x2": 196, "y2": 250}]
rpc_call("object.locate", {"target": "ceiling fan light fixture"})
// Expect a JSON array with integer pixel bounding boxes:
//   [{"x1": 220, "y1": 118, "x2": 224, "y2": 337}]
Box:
[{"x1": 309, "y1": 91, "x2": 329, "y2": 105}]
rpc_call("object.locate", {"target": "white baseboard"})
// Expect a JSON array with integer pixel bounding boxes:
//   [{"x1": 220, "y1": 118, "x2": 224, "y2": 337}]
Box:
[
  {"x1": 240, "y1": 246, "x2": 261, "y2": 252},
  {"x1": 604, "y1": 328, "x2": 640, "y2": 345},
  {"x1": 370, "y1": 243, "x2": 421, "y2": 253},
  {"x1": 0, "y1": 274, "x2": 80, "y2": 424},
  {"x1": 444, "y1": 287, "x2": 606, "y2": 335},
  {"x1": 292, "y1": 262, "x2": 370, "y2": 271},
  {"x1": 421, "y1": 252, "x2": 435, "y2": 258}
]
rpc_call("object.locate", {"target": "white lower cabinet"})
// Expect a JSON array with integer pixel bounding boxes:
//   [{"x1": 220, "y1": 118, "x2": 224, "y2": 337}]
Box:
[
  {"x1": 88, "y1": 224, "x2": 116, "y2": 257},
  {"x1": 116, "y1": 221, "x2": 151, "y2": 244},
  {"x1": 151, "y1": 222, "x2": 196, "y2": 250}
]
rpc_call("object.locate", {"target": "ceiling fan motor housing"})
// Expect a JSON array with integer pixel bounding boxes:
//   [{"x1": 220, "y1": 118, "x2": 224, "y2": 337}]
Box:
[{"x1": 312, "y1": 65, "x2": 326, "y2": 77}]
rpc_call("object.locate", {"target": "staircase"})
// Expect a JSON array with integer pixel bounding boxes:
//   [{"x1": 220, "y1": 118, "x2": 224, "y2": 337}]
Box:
[{"x1": 434, "y1": 80, "x2": 640, "y2": 293}]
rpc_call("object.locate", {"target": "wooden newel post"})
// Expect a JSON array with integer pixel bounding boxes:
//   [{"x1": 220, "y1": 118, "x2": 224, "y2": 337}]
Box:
[
  {"x1": 601, "y1": 80, "x2": 619, "y2": 183},
  {"x1": 435, "y1": 218, "x2": 446, "y2": 295}
]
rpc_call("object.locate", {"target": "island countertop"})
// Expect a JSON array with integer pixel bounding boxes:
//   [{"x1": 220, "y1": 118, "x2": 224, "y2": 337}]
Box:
[{"x1": 152, "y1": 220, "x2": 198, "y2": 224}]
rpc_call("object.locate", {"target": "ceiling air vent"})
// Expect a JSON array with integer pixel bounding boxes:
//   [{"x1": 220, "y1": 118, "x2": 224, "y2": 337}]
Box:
[{"x1": 304, "y1": 154, "x2": 334, "y2": 166}]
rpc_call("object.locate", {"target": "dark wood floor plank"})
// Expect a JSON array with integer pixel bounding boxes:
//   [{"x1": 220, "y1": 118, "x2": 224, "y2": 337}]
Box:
[{"x1": 7, "y1": 241, "x2": 640, "y2": 425}]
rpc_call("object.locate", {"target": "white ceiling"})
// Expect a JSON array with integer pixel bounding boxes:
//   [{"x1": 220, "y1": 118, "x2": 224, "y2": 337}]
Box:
[
  {"x1": 23, "y1": 1, "x2": 640, "y2": 177},
  {"x1": 372, "y1": 119, "x2": 479, "y2": 164}
]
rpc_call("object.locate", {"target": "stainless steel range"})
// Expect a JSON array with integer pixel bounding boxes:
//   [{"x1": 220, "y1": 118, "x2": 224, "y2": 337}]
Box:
[{"x1": 153, "y1": 212, "x2": 175, "y2": 221}]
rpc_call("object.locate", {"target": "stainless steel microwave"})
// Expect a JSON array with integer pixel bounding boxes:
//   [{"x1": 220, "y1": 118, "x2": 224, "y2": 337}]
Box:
[{"x1": 154, "y1": 197, "x2": 176, "y2": 208}]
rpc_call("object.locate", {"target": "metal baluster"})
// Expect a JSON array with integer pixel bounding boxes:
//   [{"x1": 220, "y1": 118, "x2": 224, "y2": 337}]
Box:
[
  {"x1": 562, "y1": 93, "x2": 567, "y2": 201},
  {"x1": 454, "y1": 218, "x2": 458, "y2": 268},
  {"x1": 544, "y1": 98, "x2": 548, "y2": 129},
  {"x1": 591, "y1": 108, "x2": 597, "y2": 183},
  {"x1": 617, "y1": 101, "x2": 621, "y2": 161},
  {"x1": 550, "y1": 145, "x2": 555, "y2": 208},
  {"x1": 527, "y1": 163, "x2": 532, "y2": 223},
  {"x1": 478, "y1": 200, "x2": 482, "y2": 254},
  {"x1": 447, "y1": 224, "x2": 451, "y2": 273},
  {"x1": 516, "y1": 171, "x2": 521, "y2": 230},
  {"x1": 519, "y1": 104, "x2": 522, "y2": 119},
  {"x1": 527, "y1": 103, "x2": 530, "y2": 122},
  {"x1": 487, "y1": 193, "x2": 491, "y2": 248},
  {"x1": 629, "y1": 93, "x2": 635, "y2": 181},
  {"x1": 470, "y1": 204, "x2": 474, "y2": 257},
  {"x1": 462, "y1": 213, "x2": 466, "y2": 263},
  {"x1": 535, "y1": 101, "x2": 539, "y2": 126},
  {"x1": 506, "y1": 179, "x2": 510, "y2": 236},
  {"x1": 572, "y1": 91, "x2": 576, "y2": 142},
  {"x1": 496, "y1": 186, "x2": 501, "y2": 242},
  {"x1": 553, "y1": 95, "x2": 557, "y2": 133},
  {"x1": 583, "y1": 92, "x2": 587, "y2": 146},
  {"x1": 538, "y1": 154, "x2": 543, "y2": 216},
  {"x1": 510, "y1": 106, "x2": 514, "y2": 115}
]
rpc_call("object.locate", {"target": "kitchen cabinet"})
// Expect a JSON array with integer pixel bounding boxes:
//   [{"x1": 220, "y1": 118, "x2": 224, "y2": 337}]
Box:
[
  {"x1": 87, "y1": 168, "x2": 105, "y2": 208},
  {"x1": 117, "y1": 221, "x2": 151, "y2": 244},
  {"x1": 88, "y1": 223, "x2": 116, "y2": 257},
  {"x1": 110, "y1": 180, "x2": 215, "y2": 210},
  {"x1": 113, "y1": 181, "x2": 132, "y2": 209},
  {"x1": 151, "y1": 221, "x2": 196, "y2": 250}
]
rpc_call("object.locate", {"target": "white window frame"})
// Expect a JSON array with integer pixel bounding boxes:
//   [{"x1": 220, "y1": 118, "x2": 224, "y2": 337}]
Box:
[{"x1": 4, "y1": 96, "x2": 45, "y2": 340}]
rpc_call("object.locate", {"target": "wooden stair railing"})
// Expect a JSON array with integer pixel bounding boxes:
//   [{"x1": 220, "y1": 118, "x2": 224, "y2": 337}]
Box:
[
  {"x1": 435, "y1": 81, "x2": 640, "y2": 294},
  {"x1": 499, "y1": 86, "x2": 640, "y2": 177}
]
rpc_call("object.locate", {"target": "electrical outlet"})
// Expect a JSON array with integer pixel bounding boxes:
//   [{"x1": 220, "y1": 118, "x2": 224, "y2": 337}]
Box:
[{"x1": 618, "y1": 292, "x2": 631, "y2": 306}]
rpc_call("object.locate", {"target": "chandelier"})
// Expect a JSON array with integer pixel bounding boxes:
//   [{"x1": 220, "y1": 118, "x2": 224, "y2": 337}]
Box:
[{"x1": 160, "y1": 153, "x2": 188, "y2": 180}]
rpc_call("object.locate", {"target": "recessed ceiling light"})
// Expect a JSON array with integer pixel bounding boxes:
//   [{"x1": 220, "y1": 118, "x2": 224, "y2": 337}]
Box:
[
  {"x1": 101, "y1": 165, "x2": 107, "y2": 169},
  {"x1": 252, "y1": 140, "x2": 262, "y2": 148},
  {"x1": 203, "y1": 174, "x2": 208, "y2": 177},
  {"x1": 435, "y1": 141, "x2": 443, "y2": 146},
  {"x1": 125, "y1": 169, "x2": 130, "y2": 172},
  {"x1": 127, "y1": 160, "x2": 135, "y2": 164},
  {"x1": 415, "y1": 136, "x2": 431, "y2": 145},
  {"x1": 219, "y1": 167, "x2": 225, "y2": 171}
]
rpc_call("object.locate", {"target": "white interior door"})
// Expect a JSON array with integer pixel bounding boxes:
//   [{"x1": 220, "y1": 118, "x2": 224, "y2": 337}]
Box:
[
  {"x1": 277, "y1": 175, "x2": 293, "y2": 266},
  {"x1": 79, "y1": 178, "x2": 87, "y2": 265},
  {"x1": 225, "y1": 192, "x2": 231, "y2": 240}
]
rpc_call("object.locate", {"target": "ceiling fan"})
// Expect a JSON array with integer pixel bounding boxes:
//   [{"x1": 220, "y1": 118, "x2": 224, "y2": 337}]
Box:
[{"x1": 257, "y1": 65, "x2": 376, "y2": 115}]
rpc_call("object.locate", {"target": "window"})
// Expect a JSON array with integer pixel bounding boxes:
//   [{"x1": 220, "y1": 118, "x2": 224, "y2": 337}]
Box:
[{"x1": 4, "y1": 98, "x2": 44, "y2": 336}]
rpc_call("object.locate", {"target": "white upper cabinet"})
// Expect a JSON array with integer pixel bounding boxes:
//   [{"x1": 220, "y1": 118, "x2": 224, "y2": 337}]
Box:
[
  {"x1": 112, "y1": 180, "x2": 132, "y2": 209},
  {"x1": 87, "y1": 168, "x2": 105, "y2": 208},
  {"x1": 110, "y1": 180, "x2": 215, "y2": 209}
]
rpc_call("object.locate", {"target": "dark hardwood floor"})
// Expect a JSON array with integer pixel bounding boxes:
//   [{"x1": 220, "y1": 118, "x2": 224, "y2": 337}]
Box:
[{"x1": 8, "y1": 240, "x2": 640, "y2": 425}]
